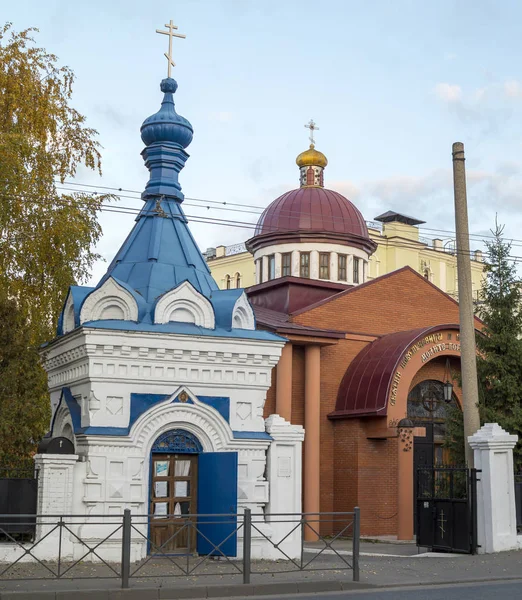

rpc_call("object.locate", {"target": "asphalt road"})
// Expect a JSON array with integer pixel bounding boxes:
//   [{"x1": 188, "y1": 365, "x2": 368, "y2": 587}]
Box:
[{"x1": 250, "y1": 580, "x2": 522, "y2": 600}]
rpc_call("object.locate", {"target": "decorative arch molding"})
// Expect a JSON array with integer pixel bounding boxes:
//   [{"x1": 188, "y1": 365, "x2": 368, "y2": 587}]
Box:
[
  {"x1": 232, "y1": 292, "x2": 255, "y2": 330},
  {"x1": 80, "y1": 278, "x2": 139, "y2": 324},
  {"x1": 131, "y1": 392, "x2": 234, "y2": 455},
  {"x1": 62, "y1": 293, "x2": 76, "y2": 334},
  {"x1": 151, "y1": 429, "x2": 203, "y2": 453},
  {"x1": 154, "y1": 281, "x2": 215, "y2": 328},
  {"x1": 52, "y1": 404, "x2": 75, "y2": 439}
]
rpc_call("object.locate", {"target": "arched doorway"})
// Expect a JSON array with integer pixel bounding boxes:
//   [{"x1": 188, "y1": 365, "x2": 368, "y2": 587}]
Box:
[
  {"x1": 408, "y1": 380, "x2": 461, "y2": 534},
  {"x1": 149, "y1": 429, "x2": 202, "y2": 554},
  {"x1": 408, "y1": 379, "x2": 459, "y2": 467}
]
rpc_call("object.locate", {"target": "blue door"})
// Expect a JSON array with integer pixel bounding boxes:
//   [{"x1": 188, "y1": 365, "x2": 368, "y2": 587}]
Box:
[{"x1": 197, "y1": 452, "x2": 238, "y2": 556}]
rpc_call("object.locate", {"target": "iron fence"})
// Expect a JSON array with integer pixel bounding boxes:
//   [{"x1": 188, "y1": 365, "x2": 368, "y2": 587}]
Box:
[{"x1": 0, "y1": 509, "x2": 360, "y2": 589}]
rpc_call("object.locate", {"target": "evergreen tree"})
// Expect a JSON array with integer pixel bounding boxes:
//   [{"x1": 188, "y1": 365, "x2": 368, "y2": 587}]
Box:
[
  {"x1": 446, "y1": 221, "x2": 522, "y2": 468},
  {"x1": 476, "y1": 221, "x2": 522, "y2": 470}
]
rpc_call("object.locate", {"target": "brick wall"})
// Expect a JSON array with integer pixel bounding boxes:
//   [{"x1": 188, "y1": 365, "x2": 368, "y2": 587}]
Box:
[
  {"x1": 293, "y1": 268, "x2": 465, "y2": 334},
  {"x1": 261, "y1": 268, "x2": 473, "y2": 537}
]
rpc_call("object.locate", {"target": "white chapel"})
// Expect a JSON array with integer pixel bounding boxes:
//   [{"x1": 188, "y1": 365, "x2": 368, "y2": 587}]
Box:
[{"x1": 32, "y1": 32, "x2": 304, "y2": 561}]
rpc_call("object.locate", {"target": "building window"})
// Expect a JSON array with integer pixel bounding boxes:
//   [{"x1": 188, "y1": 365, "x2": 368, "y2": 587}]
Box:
[
  {"x1": 282, "y1": 253, "x2": 292, "y2": 277},
  {"x1": 306, "y1": 167, "x2": 314, "y2": 186},
  {"x1": 338, "y1": 254, "x2": 347, "y2": 281},
  {"x1": 258, "y1": 259, "x2": 263, "y2": 283},
  {"x1": 225, "y1": 275, "x2": 231, "y2": 289},
  {"x1": 268, "y1": 255, "x2": 276, "y2": 280},
  {"x1": 300, "y1": 252, "x2": 310, "y2": 278},
  {"x1": 353, "y1": 257, "x2": 360, "y2": 284},
  {"x1": 236, "y1": 273, "x2": 241, "y2": 288},
  {"x1": 319, "y1": 252, "x2": 330, "y2": 279}
]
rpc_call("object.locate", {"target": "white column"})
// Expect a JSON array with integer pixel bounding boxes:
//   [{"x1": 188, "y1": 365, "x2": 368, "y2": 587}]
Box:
[
  {"x1": 348, "y1": 255, "x2": 354, "y2": 284},
  {"x1": 261, "y1": 255, "x2": 268, "y2": 283},
  {"x1": 275, "y1": 252, "x2": 282, "y2": 279},
  {"x1": 265, "y1": 415, "x2": 305, "y2": 559},
  {"x1": 310, "y1": 251, "x2": 319, "y2": 279},
  {"x1": 33, "y1": 454, "x2": 79, "y2": 560},
  {"x1": 291, "y1": 251, "x2": 300, "y2": 277},
  {"x1": 468, "y1": 423, "x2": 518, "y2": 553},
  {"x1": 330, "y1": 252, "x2": 337, "y2": 281}
]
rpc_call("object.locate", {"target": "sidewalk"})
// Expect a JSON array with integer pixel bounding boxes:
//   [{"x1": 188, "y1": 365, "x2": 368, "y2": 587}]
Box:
[{"x1": 1, "y1": 547, "x2": 521, "y2": 599}]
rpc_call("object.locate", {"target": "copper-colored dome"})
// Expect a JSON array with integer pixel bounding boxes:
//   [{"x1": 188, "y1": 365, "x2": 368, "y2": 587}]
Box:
[{"x1": 254, "y1": 187, "x2": 369, "y2": 238}]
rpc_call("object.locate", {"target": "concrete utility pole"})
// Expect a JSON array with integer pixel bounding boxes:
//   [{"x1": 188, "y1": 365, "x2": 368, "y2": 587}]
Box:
[{"x1": 452, "y1": 142, "x2": 481, "y2": 467}]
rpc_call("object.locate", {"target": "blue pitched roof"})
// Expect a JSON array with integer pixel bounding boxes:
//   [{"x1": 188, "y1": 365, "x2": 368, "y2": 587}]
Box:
[
  {"x1": 55, "y1": 77, "x2": 281, "y2": 343},
  {"x1": 99, "y1": 199, "x2": 217, "y2": 304}
]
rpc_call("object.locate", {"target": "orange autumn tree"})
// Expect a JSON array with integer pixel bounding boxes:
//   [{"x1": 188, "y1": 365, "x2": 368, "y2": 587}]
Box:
[{"x1": 0, "y1": 23, "x2": 111, "y2": 467}]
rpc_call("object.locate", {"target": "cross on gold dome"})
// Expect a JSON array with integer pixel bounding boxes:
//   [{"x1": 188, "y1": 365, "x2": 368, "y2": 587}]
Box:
[
  {"x1": 156, "y1": 19, "x2": 186, "y2": 77},
  {"x1": 305, "y1": 119, "x2": 319, "y2": 146}
]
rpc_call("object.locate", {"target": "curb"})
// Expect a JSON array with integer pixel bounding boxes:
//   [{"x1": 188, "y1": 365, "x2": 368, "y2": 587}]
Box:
[{"x1": 0, "y1": 580, "x2": 375, "y2": 600}]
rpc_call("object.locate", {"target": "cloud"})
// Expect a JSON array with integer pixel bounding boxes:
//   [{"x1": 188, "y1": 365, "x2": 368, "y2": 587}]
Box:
[
  {"x1": 504, "y1": 80, "x2": 522, "y2": 98},
  {"x1": 434, "y1": 83, "x2": 462, "y2": 103}
]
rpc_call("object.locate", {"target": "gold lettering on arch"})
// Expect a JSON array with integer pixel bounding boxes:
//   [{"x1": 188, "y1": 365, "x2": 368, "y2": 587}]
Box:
[{"x1": 389, "y1": 331, "x2": 461, "y2": 407}]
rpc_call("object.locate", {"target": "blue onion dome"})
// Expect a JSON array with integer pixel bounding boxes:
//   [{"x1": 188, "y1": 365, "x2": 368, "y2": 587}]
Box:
[{"x1": 140, "y1": 78, "x2": 194, "y2": 148}]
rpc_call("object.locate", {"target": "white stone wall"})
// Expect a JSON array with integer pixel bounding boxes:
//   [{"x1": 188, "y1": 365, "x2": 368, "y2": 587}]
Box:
[{"x1": 21, "y1": 326, "x2": 305, "y2": 562}]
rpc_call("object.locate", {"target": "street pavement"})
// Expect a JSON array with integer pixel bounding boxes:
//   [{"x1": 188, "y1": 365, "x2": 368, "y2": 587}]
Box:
[
  {"x1": 242, "y1": 580, "x2": 522, "y2": 600},
  {"x1": 1, "y1": 545, "x2": 522, "y2": 596}
]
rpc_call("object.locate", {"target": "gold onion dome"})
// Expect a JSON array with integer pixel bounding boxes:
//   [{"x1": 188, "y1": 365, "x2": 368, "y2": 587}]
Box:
[{"x1": 296, "y1": 144, "x2": 328, "y2": 168}]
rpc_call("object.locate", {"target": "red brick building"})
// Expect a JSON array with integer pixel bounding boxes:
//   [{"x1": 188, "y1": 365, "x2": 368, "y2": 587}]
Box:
[
  {"x1": 243, "y1": 143, "x2": 479, "y2": 540},
  {"x1": 247, "y1": 268, "x2": 476, "y2": 540}
]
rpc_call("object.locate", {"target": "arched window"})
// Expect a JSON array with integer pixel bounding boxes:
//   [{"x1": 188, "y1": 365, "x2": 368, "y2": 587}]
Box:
[
  {"x1": 235, "y1": 273, "x2": 241, "y2": 288},
  {"x1": 225, "y1": 275, "x2": 231, "y2": 289},
  {"x1": 306, "y1": 167, "x2": 314, "y2": 186},
  {"x1": 408, "y1": 379, "x2": 460, "y2": 465}
]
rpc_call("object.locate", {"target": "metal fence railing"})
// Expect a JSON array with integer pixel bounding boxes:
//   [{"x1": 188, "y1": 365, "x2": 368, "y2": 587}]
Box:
[{"x1": 0, "y1": 508, "x2": 360, "y2": 588}]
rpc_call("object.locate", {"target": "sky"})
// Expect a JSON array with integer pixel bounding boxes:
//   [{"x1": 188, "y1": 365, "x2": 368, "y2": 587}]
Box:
[{"x1": 7, "y1": 0, "x2": 522, "y2": 284}]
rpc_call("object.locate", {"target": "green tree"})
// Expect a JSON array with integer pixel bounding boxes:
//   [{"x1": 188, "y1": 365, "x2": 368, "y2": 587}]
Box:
[
  {"x1": 0, "y1": 290, "x2": 49, "y2": 470},
  {"x1": 476, "y1": 221, "x2": 522, "y2": 470},
  {"x1": 0, "y1": 23, "x2": 110, "y2": 463},
  {"x1": 445, "y1": 221, "x2": 522, "y2": 469}
]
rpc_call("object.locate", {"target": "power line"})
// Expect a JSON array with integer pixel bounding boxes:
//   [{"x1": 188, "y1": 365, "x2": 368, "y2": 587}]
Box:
[{"x1": 57, "y1": 179, "x2": 517, "y2": 247}]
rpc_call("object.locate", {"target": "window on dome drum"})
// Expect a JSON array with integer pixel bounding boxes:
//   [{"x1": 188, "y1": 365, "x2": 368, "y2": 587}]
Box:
[
  {"x1": 282, "y1": 253, "x2": 292, "y2": 277},
  {"x1": 353, "y1": 257, "x2": 360, "y2": 284},
  {"x1": 225, "y1": 275, "x2": 231, "y2": 289},
  {"x1": 319, "y1": 253, "x2": 330, "y2": 279},
  {"x1": 338, "y1": 254, "x2": 347, "y2": 281},
  {"x1": 236, "y1": 273, "x2": 241, "y2": 288},
  {"x1": 258, "y1": 259, "x2": 263, "y2": 283},
  {"x1": 306, "y1": 167, "x2": 314, "y2": 186},
  {"x1": 268, "y1": 255, "x2": 276, "y2": 280},
  {"x1": 300, "y1": 252, "x2": 310, "y2": 278}
]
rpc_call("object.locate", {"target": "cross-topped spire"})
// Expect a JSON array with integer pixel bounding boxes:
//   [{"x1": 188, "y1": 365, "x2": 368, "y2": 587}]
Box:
[
  {"x1": 305, "y1": 119, "x2": 319, "y2": 146},
  {"x1": 156, "y1": 19, "x2": 186, "y2": 77}
]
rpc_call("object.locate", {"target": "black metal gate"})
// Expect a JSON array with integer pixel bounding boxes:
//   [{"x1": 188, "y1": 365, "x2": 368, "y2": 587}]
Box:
[
  {"x1": 0, "y1": 468, "x2": 38, "y2": 541},
  {"x1": 416, "y1": 466, "x2": 478, "y2": 554}
]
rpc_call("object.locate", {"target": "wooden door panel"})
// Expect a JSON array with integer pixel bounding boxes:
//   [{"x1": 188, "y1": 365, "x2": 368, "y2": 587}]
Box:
[{"x1": 150, "y1": 454, "x2": 198, "y2": 554}]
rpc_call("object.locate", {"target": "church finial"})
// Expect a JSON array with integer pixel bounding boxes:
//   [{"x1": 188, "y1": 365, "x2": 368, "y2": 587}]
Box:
[
  {"x1": 296, "y1": 120, "x2": 327, "y2": 187},
  {"x1": 305, "y1": 118, "x2": 319, "y2": 147},
  {"x1": 156, "y1": 19, "x2": 186, "y2": 77}
]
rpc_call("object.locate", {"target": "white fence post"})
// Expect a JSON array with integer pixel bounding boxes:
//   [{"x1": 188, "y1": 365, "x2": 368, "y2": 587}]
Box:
[{"x1": 468, "y1": 423, "x2": 518, "y2": 553}]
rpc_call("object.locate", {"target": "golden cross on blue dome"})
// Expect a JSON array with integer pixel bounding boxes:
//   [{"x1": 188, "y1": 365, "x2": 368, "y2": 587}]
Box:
[
  {"x1": 305, "y1": 119, "x2": 319, "y2": 146},
  {"x1": 156, "y1": 19, "x2": 186, "y2": 77}
]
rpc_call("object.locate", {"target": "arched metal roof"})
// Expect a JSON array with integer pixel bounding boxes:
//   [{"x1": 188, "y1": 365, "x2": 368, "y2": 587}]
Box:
[{"x1": 330, "y1": 324, "x2": 460, "y2": 419}]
